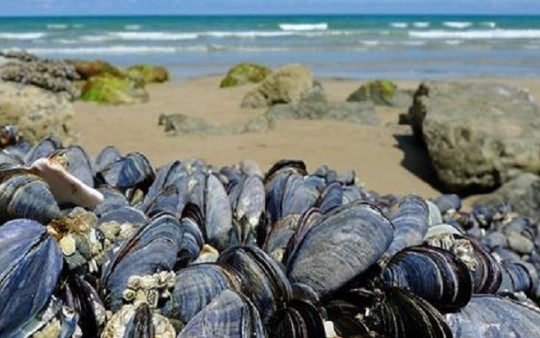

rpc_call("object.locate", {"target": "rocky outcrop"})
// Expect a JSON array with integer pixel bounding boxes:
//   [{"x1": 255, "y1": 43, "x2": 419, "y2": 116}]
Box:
[
  {"x1": 408, "y1": 82, "x2": 540, "y2": 193},
  {"x1": 158, "y1": 113, "x2": 275, "y2": 135},
  {"x1": 241, "y1": 64, "x2": 315, "y2": 108},
  {"x1": 474, "y1": 173, "x2": 540, "y2": 221},
  {"x1": 126, "y1": 64, "x2": 169, "y2": 84},
  {"x1": 220, "y1": 63, "x2": 272, "y2": 88},
  {"x1": 80, "y1": 75, "x2": 149, "y2": 105},
  {"x1": 347, "y1": 80, "x2": 412, "y2": 108},
  {"x1": 266, "y1": 83, "x2": 379, "y2": 125},
  {"x1": 0, "y1": 81, "x2": 76, "y2": 144},
  {"x1": 0, "y1": 57, "x2": 80, "y2": 100}
]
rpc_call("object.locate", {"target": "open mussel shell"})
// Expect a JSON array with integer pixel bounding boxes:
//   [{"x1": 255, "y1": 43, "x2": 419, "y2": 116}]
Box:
[
  {"x1": 100, "y1": 213, "x2": 183, "y2": 311},
  {"x1": 326, "y1": 287, "x2": 452, "y2": 338},
  {"x1": 0, "y1": 167, "x2": 61, "y2": 224},
  {"x1": 177, "y1": 290, "x2": 265, "y2": 338},
  {"x1": 445, "y1": 295, "x2": 540, "y2": 338},
  {"x1": 0, "y1": 219, "x2": 63, "y2": 337},
  {"x1": 271, "y1": 299, "x2": 326, "y2": 338},
  {"x1": 381, "y1": 194, "x2": 429, "y2": 263},
  {"x1": 285, "y1": 202, "x2": 394, "y2": 300},
  {"x1": 382, "y1": 246, "x2": 473, "y2": 311},
  {"x1": 162, "y1": 264, "x2": 240, "y2": 324},
  {"x1": 218, "y1": 245, "x2": 293, "y2": 324}
]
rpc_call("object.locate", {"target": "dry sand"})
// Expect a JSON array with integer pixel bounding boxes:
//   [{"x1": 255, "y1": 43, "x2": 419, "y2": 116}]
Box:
[{"x1": 73, "y1": 75, "x2": 540, "y2": 203}]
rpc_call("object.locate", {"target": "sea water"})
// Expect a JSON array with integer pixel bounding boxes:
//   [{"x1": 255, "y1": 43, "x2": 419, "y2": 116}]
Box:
[{"x1": 1, "y1": 15, "x2": 540, "y2": 80}]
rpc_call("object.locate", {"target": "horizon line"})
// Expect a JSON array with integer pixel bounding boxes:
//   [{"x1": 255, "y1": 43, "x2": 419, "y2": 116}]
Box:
[{"x1": 1, "y1": 12, "x2": 540, "y2": 18}]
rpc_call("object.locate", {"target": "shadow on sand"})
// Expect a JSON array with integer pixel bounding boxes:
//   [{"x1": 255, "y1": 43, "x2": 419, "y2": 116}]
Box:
[{"x1": 393, "y1": 133, "x2": 447, "y2": 193}]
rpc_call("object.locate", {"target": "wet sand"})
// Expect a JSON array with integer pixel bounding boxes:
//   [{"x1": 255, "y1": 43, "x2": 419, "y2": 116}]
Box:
[{"x1": 73, "y1": 75, "x2": 540, "y2": 202}]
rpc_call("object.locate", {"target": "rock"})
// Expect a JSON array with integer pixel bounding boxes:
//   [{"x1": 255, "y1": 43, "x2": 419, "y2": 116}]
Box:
[
  {"x1": 474, "y1": 173, "x2": 540, "y2": 221},
  {"x1": 266, "y1": 83, "x2": 379, "y2": 125},
  {"x1": 66, "y1": 59, "x2": 124, "y2": 80},
  {"x1": 80, "y1": 75, "x2": 149, "y2": 105},
  {"x1": 0, "y1": 60, "x2": 80, "y2": 100},
  {"x1": 0, "y1": 81, "x2": 76, "y2": 144},
  {"x1": 220, "y1": 115, "x2": 275, "y2": 134},
  {"x1": 220, "y1": 63, "x2": 272, "y2": 88},
  {"x1": 347, "y1": 80, "x2": 412, "y2": 108},
  {"x1": 241, "y1": 64, "x2": 315, "y2": 108},
  {"x1": 126, "y1": 64, "x2": 169, "y2": 84},
  {"x1": 0, "y1": 50, "x2": 38, "y2": 62},
  {"x1": 408, "y1": 82, "x2": 540, "y2": 193},
  {"x1": 158, "y1": 113, "x2": 215, "y2": 135}
]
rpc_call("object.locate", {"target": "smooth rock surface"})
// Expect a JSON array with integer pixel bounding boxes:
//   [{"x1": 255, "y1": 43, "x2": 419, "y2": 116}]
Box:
[{"x1": 408, "y1": 82, "x2": 540, "y2": 193}]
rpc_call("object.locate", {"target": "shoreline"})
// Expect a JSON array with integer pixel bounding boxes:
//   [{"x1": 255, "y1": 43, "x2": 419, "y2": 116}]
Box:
[{"x1": 72, "y1": 73, "x2": 540, "y2": 203}]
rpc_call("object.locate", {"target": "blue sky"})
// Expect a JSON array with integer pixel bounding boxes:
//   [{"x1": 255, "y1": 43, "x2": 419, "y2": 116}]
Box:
[{"x1": 1, "y1": 0, "x2": 540, "y2": 16}]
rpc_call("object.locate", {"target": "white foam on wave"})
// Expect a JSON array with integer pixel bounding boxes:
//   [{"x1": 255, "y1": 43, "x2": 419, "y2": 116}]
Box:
[
  {"x1": 443, "y1": 22, "x2": 473, "y2": 29},
  {"x1": 279, "y1": 23, "x2": 328, "y2": 31},
  {"x1": 26, "y1": 45, "x2": 178, "y2": 55},
  {"x1": 109, "y1": 32, "x2": 198, "y2": 41},
  {"x1": 410, "y1": 29, "x2": 540, "y2": 39},
  {"x1": 413, "y1": 22, "x2": 430, "y2": 28},
  {"x1": 47, "y1": 24, "x2": 68, "y2": 30},
  {"x1": 391, "y1": 22, "x2": 408, "y2": 29},
  {"x1": 124, "y1": 25, "x2": 141, "y2": 31},
  {"x1": 481, "y1": 21, "x2": 497, "y2": 28},
  {"x1": 0, "y1": 32, "x2": 47, "y2": 40},
  {"x1": 445, "y1": 40, "x2": 463, "y2": 45},
  {"x1": 204, "y1": 31, "x2": 293, "y2": 38},
  {"x1": 361, "y1": 40, "x2": 381, "y2": 46}
]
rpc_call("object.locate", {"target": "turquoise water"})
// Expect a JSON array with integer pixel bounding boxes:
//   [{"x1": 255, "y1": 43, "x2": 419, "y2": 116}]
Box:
[{"x1": 1, "y1": 15, "x2": 540, "y2": 79}]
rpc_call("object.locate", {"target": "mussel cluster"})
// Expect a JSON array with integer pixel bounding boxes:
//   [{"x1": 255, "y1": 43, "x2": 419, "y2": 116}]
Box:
[{"x1": 1, "y1": 124, "x2": 540, "y2": 338}]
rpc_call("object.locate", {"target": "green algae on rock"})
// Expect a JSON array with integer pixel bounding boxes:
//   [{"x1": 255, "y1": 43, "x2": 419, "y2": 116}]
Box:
[
  {"x1": 219, "y1": 63, "x2": 272, "y2": 88},
  {"x1": 80, "y1": 75, "x2": 149, "y2": 105},
  {"x1": 126, "y1": 64, "x2": 170, "y2": 84},
  {"x1": 347, "y1": 80, "x2": 412, "y2": 108},
  {"x1": 241, "y1": 64, "x2": 315, "y2": 108}
]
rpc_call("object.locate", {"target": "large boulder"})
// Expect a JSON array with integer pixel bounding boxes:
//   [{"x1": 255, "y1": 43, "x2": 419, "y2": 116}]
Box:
[
  {"x1": 241, "y1": 64, "x2": 315, "y2": 108},
  {"x1": 266, "y1": 83, "x2": 378, "y2": 125},
  {"x1": 347, "y1": 80, "x2": 412, "y2": 108},
  {"x1": 474, "y1": 173, "x2": 540, "y2": 221},
  {"x1": 66, "y1": 59, "x2": 124, "y2": 80},
  {"x1": 80, "y1": 75, "x2": 149, "y2": 105},
  {"x1": 220, "y1": 63, "x2": 272, "y2": 88},
  {"x1": 408, "y1": 82, "x2": 540, "y2": 193},
  {"x1": 0, "y1": 81, "x2": 76, "y2": 144},
  {"x1": 126, "y1": 64, "x2": 169, "y2": 84}
]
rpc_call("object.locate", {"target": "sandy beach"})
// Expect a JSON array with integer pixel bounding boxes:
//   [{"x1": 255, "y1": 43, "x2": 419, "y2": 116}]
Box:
[{"x1": 73, "y1": 74, "x2": 540, "y2": 202}]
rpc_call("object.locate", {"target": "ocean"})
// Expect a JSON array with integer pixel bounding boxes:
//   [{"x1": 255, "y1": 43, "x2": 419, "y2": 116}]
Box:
[{"x1": 1, "y1": 15, "x2": 540, "y2": 80}]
